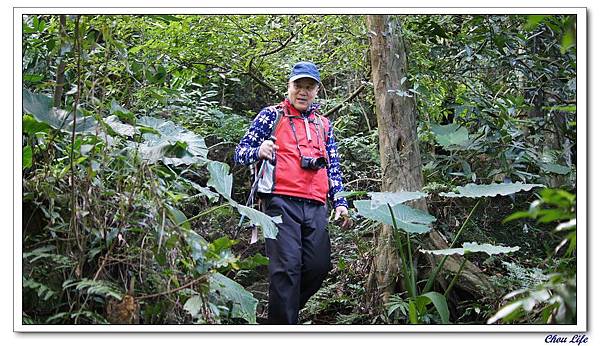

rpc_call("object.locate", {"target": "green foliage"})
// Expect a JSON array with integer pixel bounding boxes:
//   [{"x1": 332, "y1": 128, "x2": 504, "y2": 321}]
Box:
[
  {"x1": 490, "y1": 188, "x2": 576, "y2": 324},
  {"x1": 21, "y1": 13, "x2": 576, "y2": 326},
  {"x1": 488, "y1": 274, "x2": 576, "y2": 324}
]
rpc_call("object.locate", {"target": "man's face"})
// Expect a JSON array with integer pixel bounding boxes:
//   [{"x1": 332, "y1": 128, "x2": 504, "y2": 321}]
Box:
[{"x1": 288, "y1": 78, "x2": 319, "y2": 112}]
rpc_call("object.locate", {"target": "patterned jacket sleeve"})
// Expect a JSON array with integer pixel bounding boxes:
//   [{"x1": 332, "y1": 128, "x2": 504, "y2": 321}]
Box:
[
  {"x1": 326, "y1": 124, "x2": 349, "y2": 209},
  {"x1": 234, "y1": 107, "x2": 278, "y2": 166}
]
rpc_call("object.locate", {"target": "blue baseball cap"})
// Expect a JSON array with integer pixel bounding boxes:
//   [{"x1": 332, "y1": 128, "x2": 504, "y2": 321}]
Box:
[{"x1": 289, "y1": 61, "x2": 321, "y2": 83}]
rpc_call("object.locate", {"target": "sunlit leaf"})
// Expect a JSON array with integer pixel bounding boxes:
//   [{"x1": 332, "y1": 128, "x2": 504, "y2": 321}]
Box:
[
  {"x1": 487, "y1": 301, "x2": 523, "y2": 324},
  {"x1": 334, "y1": 191, "x2": 368, "y2": 199},
  {"x1": 23, "y1": 145, "x2": 32, "y2": 169},
  {"x1": 23, "y1": 114, "x2": 50, "y2": 135},
  {"x1": 138, "y1": 116, "x2": 207, "y2": 158},
  {"x1": 524, "y1": 15, "x2": 547, "y2": 31},
  {"x1": 136, "y1": 116, "x2": 208, "y2": 165}
]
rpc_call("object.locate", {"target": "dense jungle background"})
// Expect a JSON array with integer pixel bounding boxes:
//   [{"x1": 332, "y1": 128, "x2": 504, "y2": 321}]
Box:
[{"x1": 21, "y1": 14, "x2": 577, "y2": 325}]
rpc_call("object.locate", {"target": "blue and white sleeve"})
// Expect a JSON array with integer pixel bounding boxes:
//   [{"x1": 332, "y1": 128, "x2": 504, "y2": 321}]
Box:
[
  {"x1": 234, "y1": 107, "x2": 278, "y2": 166},
  {"x1": 325, "y1": 125, "x2": 349, "y2": 209}
]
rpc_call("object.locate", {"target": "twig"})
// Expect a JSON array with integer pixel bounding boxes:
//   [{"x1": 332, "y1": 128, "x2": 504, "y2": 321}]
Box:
[
  {"x1": 345, "y1": 177, "x2": 382, "y2": 186},
  {"x1": 137, "y1": 276, "x2": 208, "y2": 300},
  {"x1": 70, "y1": 15, "x2": 83, "y2": 254},
  {"x1": 323, "y1": 84, "x2": 366, "y2": 117}
]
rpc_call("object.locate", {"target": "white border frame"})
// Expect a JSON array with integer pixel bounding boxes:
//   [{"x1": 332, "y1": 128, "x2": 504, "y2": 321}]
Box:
[{"x1": 14, "y1": 7, "x2": 587, "y2": 333}]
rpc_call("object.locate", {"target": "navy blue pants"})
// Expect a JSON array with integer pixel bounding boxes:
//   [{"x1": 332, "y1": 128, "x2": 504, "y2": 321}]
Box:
[{"x1": 262, "y1": 195, "x2": 332, "y2": 324}]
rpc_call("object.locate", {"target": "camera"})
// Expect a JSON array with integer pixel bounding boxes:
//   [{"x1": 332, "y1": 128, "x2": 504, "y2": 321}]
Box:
[{"x1": 300, "y1": 156, "x2": 327, "y2": 170}]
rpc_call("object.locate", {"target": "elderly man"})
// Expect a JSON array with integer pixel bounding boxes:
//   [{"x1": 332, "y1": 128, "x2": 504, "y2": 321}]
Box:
[{"x1": 234, "y1": 61, "x2": 350, "y2": 324}]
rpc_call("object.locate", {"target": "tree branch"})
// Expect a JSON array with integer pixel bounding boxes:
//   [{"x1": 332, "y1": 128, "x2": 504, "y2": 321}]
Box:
[
  {"x1": 323, "y1": 84, "x2": 366, "y2": 117},
  {"x1": 136, "y1": 275, "x2": 208, "y2": 300}
]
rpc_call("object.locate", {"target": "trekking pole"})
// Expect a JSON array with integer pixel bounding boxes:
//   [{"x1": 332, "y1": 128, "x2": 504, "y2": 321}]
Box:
[{"x1": 237, "y1": 136, "x2": 277, "y2": 227}]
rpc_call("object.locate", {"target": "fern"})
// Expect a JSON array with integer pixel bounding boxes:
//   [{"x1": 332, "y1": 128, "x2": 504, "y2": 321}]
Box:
[
  {"x1": 23, "y1": 245, "x2": 73, "y2": 267},
  {"x1": 46, "y1": 310, "x2": 110, "y2": 324},
  {"x1": 23, "y1": 277, "x2": 57, "y2": 300},
  {"x1": 63, "y1": 279, "x2": 123, "y2": 300}
]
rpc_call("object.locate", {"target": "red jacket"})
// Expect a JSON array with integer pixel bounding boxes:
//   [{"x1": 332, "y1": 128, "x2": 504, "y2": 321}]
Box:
[{"x1": 256, "y1": 99, "x2": 330, "y2": 204}]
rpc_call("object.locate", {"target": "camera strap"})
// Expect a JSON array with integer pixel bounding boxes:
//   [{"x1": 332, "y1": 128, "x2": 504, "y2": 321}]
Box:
[{"x1": 287, "y1": 116, "x2": 305, "y2": 159}]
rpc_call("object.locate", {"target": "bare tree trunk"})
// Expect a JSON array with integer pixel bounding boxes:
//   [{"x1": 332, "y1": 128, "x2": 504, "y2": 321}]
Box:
[
  {"x1": 365, "y1": 15, "x2": 495, "y2": 309},
  {"x1": 365, "y1": 14, "x2": 420, "y2": 306}
]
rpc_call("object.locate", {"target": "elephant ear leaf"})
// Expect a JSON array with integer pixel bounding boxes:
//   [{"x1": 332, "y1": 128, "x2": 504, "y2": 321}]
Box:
[
  {"x1": 23, "y1": 88, "x2": 97, "y2": 133},
  {"x1": 354, "y1": 200, "x2": 435, "y2": 234},
  {"x1": 368, "y1": 191, "x2": 428, "y2": 208},
  {"x1": 235, "y1": 204, "x2": 281, "y2": 240},
  {"x1": 440, "y1": 182, "x2": 544, "y2": 198},
  {"x1": 420, "y1": 242, "x2": 520, "y2": 256},
  {"x1": 209, "y1": 272, "x2": 258, "y2": 324},
  {"x1": 136, "y1": 116, "x2": 208, "y2": 166},
  {"x1": 207, "y1": 161, "x2": 233, "y2": 200},
  {"x1": 431, "y1": 123, "x2": 471, "y2": 148}
]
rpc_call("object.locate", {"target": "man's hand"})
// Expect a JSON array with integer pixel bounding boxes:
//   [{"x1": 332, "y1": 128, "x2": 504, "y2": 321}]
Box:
[
  {"x1": 334, "y1": 206, "x2": 353, "y2": 230},
  {"x1": 258, "y1": 139, "x2": 279, "y2": 161}
]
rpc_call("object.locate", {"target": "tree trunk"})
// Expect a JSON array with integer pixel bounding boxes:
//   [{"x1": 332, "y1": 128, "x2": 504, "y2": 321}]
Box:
[
  {"x1": 365, "y1": 15, "x2": 495, "y2": 309},
  {"x1": 53, "y1": 15, "x2": 67, "y2": 108}
]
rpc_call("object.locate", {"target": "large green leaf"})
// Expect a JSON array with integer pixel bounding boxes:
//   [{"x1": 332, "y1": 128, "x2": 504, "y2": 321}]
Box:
[
  {"x1": 110, "y1": 99, "x2": 135, "y2": 124},
  {"x1": 136, "y1": 116, "x2": 207, "y2": 165},
  {"x1": 368, "y1": 191, "x2": 428, "y2": 208},
  {"x1": 235, "y1": 204, "x2": 281, "y2": 239},
  {"x1": 138, "y1": 116, "x2": 208, "y2": 158},
  {"x1": 23, "y1": 88, "x2": 97, "y2": 133},
  {"x1": 182, "y1": 230, "x2": 210, "y2": 274},
  {"x1": 354, "y1": 200, "x2": 435, "y2": 234},
  {"x1": 183, "y1": 295, "x2": 203, "y2": 318},
  {"x1": 104, "y1": 115, "x2": 137, "y2": 137},
  {"x1": 539, "y1": 163, "x2": 571, "y2": 175},
  {"x1": 165, "y1": 204, "x2": 190, "y2": 230},
  {"x1": 440, "y1": 182, "x2": 544, "y2": 198},
  {"x1": 23, "y1": 114, "x2": 50, "y2": 135},
  {"x1": 416, "y1": 292, "x2": 450, "y2": 324},
  {"x1": 207, "y1": 161, "x2": 233, "y2": 199},
  {"x1": 184, "y1": 178, "x2": 220, "y2": 202},
  {"x1": 23, "y1": 145, "x2": 32, "y2": 169},
  {"x1": 209, "y1": 272, "x2": 258, "y2": 324},
  {"x1": 420, "y1": 242, "x2": 520, "y2": 256},
  {"x1": 430, "y1": 123, "x2": 471, "y2": 148}
]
